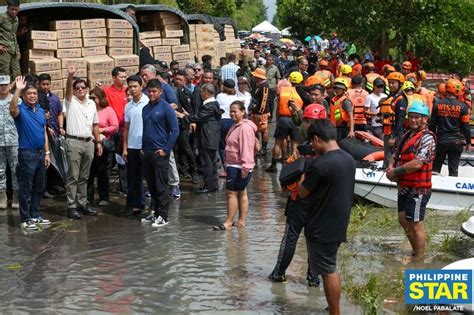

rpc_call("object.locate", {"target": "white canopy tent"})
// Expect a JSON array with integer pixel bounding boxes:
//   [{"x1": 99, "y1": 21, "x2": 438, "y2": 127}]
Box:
[
  {"x1": 281, "y1": 27, "x2": 292, "y2": 36},
  {"x1": 252, "y1": 20, "x2": 280, "y2": 34}
]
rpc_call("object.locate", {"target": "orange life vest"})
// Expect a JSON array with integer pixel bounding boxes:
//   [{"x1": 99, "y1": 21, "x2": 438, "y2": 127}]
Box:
[
  {"x1": 418, "y1": 87, "x2": 435, "y2": 113},
  {"x1": 278, "y1": 86, "x2": 303, "y2": 117},
  {"x1": 330, "y1": 94, "x2": 350, "y2": 127},
  {"x1": 347, "y1": 88, "x2": 369, "y2": 125},
  {"x1": 314, "y1": 70, "x2": 332, "y2": 87},
  {"x1": 403, "y1": 93, "x2": 426, "y2": 129},
  {"x1": 396, "y1": 129, "x2": 435, "y2": 189},
  {"x1": 378, "y1": 93, "x2": 403, "y2": 135}
]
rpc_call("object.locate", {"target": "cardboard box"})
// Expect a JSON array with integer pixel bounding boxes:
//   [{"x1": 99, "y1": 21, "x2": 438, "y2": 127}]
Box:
[
  {"x1": 171, "y1": 44, "x2": 189, "y2": 53},
  {"x1": 112, "y1": 55, "x2": 139, "y2": 67},
  {"x1": 30, "y1": 30, "x2": 57, "y2": 41},
  {"x1": 56, "y1": 29, "x2": 82, "y2": 39},
  {"x1": 172, "y1": 52, "x2": 193, "y2": 60},
  {"x1": 162, "y1": 30, "x2": 183, "y2": 38},
  {"x1": 57, "y1": 38, "x2": 82, "y2": 49},
  {"x1": 82, "y1": 28, "x2": 107, "y2": 38},
  {"x1": 107, "y1": 47, "x2": 133, "y2": 56},
  {"x1": 108, "y1": 28, "x2": 133, "y2": 38},
  {"x1": 88, "y1": 69, "x2": 110, "y2": 80},
  {"x1": 81, "y1": 18, "x2": 106, "y2": 29},
  {"x1": 195, "y1": 34, "x2": 214, "y2": 42},
  {"x1": 61, "y1": 58, "x2": 87, "y2": 69},
  {"x1": 84, "y1": 56, "x2": 114, "y2": 71},
  {"x1": 83, "y1": 37, "x2": 107, "y2": 47},
  {"x1": 106, "y1": 18, "x2": 132, "y2": 29},
  {"x1": 141, "y1": 38, "x2": 162, "y2": 47},
  {"x1": 159, "y1": 17, "x2": 180, "y2": 25},
  {"x1": 29, "y1": 58, "x2": 61, "y2": 73},
  {"x1": 153, "y1": 46, "x2": 171, "y2": 54},
  {"x1": 82, "y1": 46, "x2": 106, "y2": 57},
  {"x1": 107, "y1": 38, "x2": 133, "y2": 48},
  {"x1": 156, "y1": 11, "x2": 176, "y2": 19},
  {"x1": 122, "y1": 66, "x2": 139, "y2": 76},
  {"x1": 139, "y1": 31, "x2": 161, "y2": 39},
  {"x1": 50, "y1": 80, "x2": 63, "y2": 91},
  {"x1": 29, "y1": 40, "x2": 57, "y2": 51},
  {"x1": 174, "y1": 59, "x2": 194, "y2": 66},
  {"x1": 153, "y1": 52, "x2": 172, "y2": 61},
  {"x1": 28, "y1": 49, "x2": 55, "y2": 58},
  {"x1": 56, "y1": 48, "x2": 82, "y2": 59},
  {"x1": 46, "y1": 70, "x2": 62, "y2": 81},
  {"x1": 52, "y1": 89, "x2": 63, "y2": 99},
  {"x1": 161, "y1": 38, "x2": 181, "y2": 46},
  {"x1": 195, "y1": 24, "x2": 214, "y2": 33},
  {"x1": 61, "y1": 68, "x2": 87, "y2": 78},
  {"x1": 197, "y1": 42, "x2": 215, "y2": 50},
  {"x1": 163, "y1": 24, "x2": 183, "y2": 31},
  {"x1": 50, "y1": 20, "x2": 81, "y2": 30}
]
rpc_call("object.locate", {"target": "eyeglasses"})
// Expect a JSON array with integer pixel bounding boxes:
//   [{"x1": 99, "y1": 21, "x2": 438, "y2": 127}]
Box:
[
  {"x1": 89, "y1": 96, "x2": 97, "y2": 100},
  {"x1": 75, "y1": 86, "x2": 86, "y2": 91},
  {"x1": 194, "y1": 68, "x2": 202, "y2": 71}
]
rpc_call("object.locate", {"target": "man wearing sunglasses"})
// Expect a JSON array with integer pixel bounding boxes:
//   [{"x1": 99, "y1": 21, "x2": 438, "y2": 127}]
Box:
[{"x1": 63, "y1": 66, "x2": 102, "y2": 220}]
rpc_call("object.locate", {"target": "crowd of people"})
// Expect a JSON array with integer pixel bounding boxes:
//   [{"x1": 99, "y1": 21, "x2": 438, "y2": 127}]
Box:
[{"x1": 1, "y1": 1, "x2": 473, "y2": 314}]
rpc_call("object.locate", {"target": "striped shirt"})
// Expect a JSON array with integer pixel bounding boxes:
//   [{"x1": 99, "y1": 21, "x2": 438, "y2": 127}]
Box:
[{"x1": 220, "y1": 62, "x2": 240, "y2": 87}]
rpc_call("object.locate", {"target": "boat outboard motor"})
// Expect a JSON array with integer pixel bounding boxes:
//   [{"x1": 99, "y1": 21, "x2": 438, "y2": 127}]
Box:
[{"x1": 461, "y1": 216, "x2": 474, "y2": 238}]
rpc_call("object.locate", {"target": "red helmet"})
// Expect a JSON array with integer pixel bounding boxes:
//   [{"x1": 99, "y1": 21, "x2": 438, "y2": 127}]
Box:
[{"x1": 303, "y1": 104, "x2": 327, "y2": 120}]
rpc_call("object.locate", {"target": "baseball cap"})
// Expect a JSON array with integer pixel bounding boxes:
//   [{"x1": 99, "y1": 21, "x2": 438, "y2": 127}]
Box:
[
  {"x1": 223, "y1": 79, "x2": 236, "y2": 88},
  {"x1": 0, "y1": 75, "x2": 10, "y2": 85}
]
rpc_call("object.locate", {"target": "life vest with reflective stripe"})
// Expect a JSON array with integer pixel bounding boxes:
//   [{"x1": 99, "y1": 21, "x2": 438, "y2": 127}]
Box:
[
  {"x1": 278, "y1": 86, "x2": 303, "y2": 117},
  {"x1": 403, "y1": 93, "x2": 426, "y2": 129},
  {"x1": 330, "y1": 94, "x2": 350, "y2": 127},
  {"x1": 347, "y1": 88, "x2": 368, "y2": 125},
  {"x1": 378, "y1": 93, "x2": 403, "y2": 135},
  {"x1": 314, "y1": 70, "x2": 332, "y2": 87},
  {"x1": 396, "y1": 129, "x2": 435, "y2": 189},
  {"x1": 364, "y1": 73, "x2": 380, "y2": 92}
]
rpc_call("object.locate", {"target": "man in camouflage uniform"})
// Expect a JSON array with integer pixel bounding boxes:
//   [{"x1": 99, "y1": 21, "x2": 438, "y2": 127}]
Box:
[
  {"x1": 0, "y1": 0, "x2": 21, "y2": 80},
  {"x1": 0, "y1": 75, "x2": 18, "y2": 209}
]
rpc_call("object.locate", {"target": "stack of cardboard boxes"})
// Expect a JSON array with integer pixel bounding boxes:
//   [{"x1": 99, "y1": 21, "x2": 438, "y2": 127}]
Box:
[
  {"x1": 189, "y1": 24, "x2": 218, "y2": 67},
  {"x1": 28, "y1": 18, "x2": 139, "y2": 98}
]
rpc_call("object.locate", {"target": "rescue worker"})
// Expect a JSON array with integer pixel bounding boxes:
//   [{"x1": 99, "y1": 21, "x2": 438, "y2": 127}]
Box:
[
  {"x1": 379, "y1": 72, "x2": 407, "y2": 168},
  {"x1": 314, "y1": 59, "x2": 334, "y2": 89},
  {"x1": 437, "y1": 83, "x2": 446, "y2": 100},
  {"x1": 338, "y1": 64, "x2": 352, "y2": 79},
  {"x1": 401, "y1": 61, "x2": 413, "y2": 76},
  {"x1": 386, "y1": 101, "x2": 436, "y2": 257},
  {"x1": 266, "y1": 71, "x2": 305, "y2": 173},
  {"x1": 429, "y1": 79, "x2": 471, "y2": 176},
  {"x1": 0, "y1": 0, "x2": 21, "y2": 79},
  {"x1": 401, "y1": 81, "x2": 425, "y2": 130},
  {"x1": 363, "y1": 63, "x2": 381, "y2": 93},
  {"x1": 330, "y1": 77, "x2": 355, "y2": 140},
  {"x1": 347, "y1": 75, "x2": 369, "y2": 131},
  {"x1": 381, "y1": 64, "x2": 396, "y2": 79}
]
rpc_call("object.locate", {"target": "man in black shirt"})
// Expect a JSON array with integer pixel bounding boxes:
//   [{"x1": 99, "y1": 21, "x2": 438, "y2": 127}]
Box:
[{"x1": 298, "y1": 119, "x2": 355, "y2": 315}]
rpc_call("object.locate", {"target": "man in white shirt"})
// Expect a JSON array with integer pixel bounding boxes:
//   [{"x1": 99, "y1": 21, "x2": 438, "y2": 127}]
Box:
[
  {"x1": 63, "y1": 66, "x2": 102, "y2": 219},
  {"x1": 364, "y1": 77, "x2": 387, "y2": 140}
]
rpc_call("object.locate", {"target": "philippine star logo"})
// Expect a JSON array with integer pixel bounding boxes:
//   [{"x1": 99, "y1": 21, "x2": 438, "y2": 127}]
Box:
[{"x1": 405, "y1": 266, "x2": 473, "y2": 312}]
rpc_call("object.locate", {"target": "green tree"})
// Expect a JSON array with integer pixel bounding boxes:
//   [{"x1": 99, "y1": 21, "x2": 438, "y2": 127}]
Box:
[{"x1": 234, "y1": 0, "x2": 267, "y2": 30}]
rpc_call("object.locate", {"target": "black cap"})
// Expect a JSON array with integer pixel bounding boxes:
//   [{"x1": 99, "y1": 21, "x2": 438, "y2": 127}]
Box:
[
  {"x1": 159, "y1": 61, "x2": 168, "y2": 69},
  {"x1": 351, "y1": 75, "x2": 363, "y2": 85},
  {"x1": 223, "y1": 79, "x2": 236, "y2": 88},
  {"x1": 374, "y1": 77, "x2": 385, "y2": 88}
]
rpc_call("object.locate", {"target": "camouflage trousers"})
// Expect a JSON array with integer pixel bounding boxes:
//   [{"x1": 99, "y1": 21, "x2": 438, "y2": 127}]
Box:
[
  {"x1": 0, "y1": 146, "x2": 18, "y2": 191},
  {"x1": 0, "y1": 52, "x2": 20, "y2": 79}
]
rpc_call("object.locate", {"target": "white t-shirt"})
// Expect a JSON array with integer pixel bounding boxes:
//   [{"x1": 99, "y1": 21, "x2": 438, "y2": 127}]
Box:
[
  {"x1": 216, "y1": 93, "x2": 241, "y2": 119},
  {"x1": 365, "y1": 92, "x2": 387, "y2": 127},
  {"x1": 236, "y1": 91, "x2": 252, "y2": 112},
  {"x1": 63, "y1": 96, "x2": 98, "y2": 137},
  {"x1": 124, "y1": 94, "x2": 149, "y2": 149}
]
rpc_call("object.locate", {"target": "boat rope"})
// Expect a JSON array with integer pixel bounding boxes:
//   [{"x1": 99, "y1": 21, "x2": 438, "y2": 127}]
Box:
[{"x1": 360, "y1": 166, "x2": 386, "y2": 199}]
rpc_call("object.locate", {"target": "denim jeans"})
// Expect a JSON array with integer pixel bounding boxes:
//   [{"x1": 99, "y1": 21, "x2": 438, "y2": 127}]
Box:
[{"x1": 17, "y1": 149, "x2": 46, "y2": 222}]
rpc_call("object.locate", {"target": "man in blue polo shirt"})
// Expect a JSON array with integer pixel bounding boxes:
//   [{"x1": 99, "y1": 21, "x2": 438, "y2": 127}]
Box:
[
  {"x1": 9, "y1": 76, "x2": 51, "y2": 230},
  {"x1": 141, "y1": 79, "x2": 179, "y2": 227}
]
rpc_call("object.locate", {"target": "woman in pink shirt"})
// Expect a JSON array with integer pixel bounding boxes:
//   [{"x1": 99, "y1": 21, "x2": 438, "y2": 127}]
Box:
[
  {"x1": 87, "y1": 88, "x2": 119, "y2": 206},
  {"x1": 214, "y1": 101, "x2": 257, "y2": 230}
]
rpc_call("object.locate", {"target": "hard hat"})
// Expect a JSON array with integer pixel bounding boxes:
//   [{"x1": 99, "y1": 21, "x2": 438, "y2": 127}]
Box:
[
  {"x1": 402, "y1": 61, "x2": 412, "y2": 70},
  {"x1": 382, "y1": 64, "x2": 395, "y2": 73},
  {"x1": 288, "y1": 71, "x2": 304, "y2": 84},
  {"x1": 364, "y1": 62, "x2": 375, "y2": 70},
  {"x1": 386, "y1": 71, "x2": 406, "y2": 83},
  {"x1": 319, "y1": 59, "x2": 329, "y2": 67},
  {"x1": 333, "y1": 77, "x2": 349, "y2": 90},
  {"x1": 417, "y1": 70, "x2": 427, "y2": 81},
  {"x1": 407, "y1": 100, "x2": 429, "y2": 116},
  {"x1": 401, "y1": 81, "x2": 415, "y2": 91},
  {"x1": 438, "y1": 83, "x2": 446, "y2": 96},
  {"x1": 305, "y1": 75, "x2": 324, "y2": 87},
  {"x1": 446, "y1": 79, "x2": 462, "y2": 95},
  {"x1": 303, "y1": 103, "x2": 327, "y2": 120},
  {"x1": 339, "y1": 64, "x2": 352, "y2": 75}
]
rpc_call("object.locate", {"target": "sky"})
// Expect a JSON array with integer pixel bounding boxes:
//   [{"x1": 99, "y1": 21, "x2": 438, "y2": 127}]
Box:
[{"x1": 264, "y1": 0, "x2": 277, "y2": 22}]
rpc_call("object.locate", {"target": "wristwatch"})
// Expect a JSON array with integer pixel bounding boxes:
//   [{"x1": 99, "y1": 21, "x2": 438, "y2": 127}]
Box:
[{"x1": 45, "y1": 151, "x2": 51, "y2": 155}]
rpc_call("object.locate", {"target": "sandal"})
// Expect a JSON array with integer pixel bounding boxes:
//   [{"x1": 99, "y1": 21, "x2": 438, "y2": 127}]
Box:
[{"x1": 213, "y1": 224, "x2": 227, "y2": 231}]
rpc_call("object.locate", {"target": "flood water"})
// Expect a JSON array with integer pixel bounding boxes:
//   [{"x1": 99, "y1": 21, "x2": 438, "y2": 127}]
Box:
[{"x1": 0, "y1": 156, "x2": 471, "y2": 313}]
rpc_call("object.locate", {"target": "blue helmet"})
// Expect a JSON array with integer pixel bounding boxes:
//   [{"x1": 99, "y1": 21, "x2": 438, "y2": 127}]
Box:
[{"x1": 408, "y1": 100, "x2": 429, "y2": 116}]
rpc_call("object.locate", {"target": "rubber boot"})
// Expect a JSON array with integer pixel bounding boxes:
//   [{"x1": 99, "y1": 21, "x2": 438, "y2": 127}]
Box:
[
  {"x1": 265, "y1": 158, "x2": 278, "y2": 173},
  {"x1": 11, "y1": 190, "x2": 19, "y2": 209},
  {"x1": 258, "y1": 142, "x2": 267, "y2": 156},
  {"x1": 0, "y1": 191, "x2": 6, "y2": 210}
]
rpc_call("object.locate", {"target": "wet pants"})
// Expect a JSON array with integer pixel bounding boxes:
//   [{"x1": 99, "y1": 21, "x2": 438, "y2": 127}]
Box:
[
  {"x1": 18, "y1": 149, "x2": 45, "y2": 222},
  {"x1": 126, "y1": 149, "x2": 144, "y2": 209},
  {"x1": 433, "y1": 142, "x2": 463, "y2": 176},
  {"x1": 0, "y1": 146, "x2": 18, "y2": 191},
  {"x1": 142, "y1": 152, "x2": 170, "y2": 220}
]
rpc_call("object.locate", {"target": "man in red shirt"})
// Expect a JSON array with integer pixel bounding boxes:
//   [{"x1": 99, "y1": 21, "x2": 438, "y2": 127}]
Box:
[{"x1": 102, "y1": 67, "x2": 128, "y2": 125}]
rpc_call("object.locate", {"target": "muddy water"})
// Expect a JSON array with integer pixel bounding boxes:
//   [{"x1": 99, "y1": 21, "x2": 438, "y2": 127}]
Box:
[{"x1": 0, "y1": 157, "x2": 471, "y2": 313}]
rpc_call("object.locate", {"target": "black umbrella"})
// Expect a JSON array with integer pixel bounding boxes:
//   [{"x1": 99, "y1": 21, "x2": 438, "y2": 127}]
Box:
[{"x1": 49, "y1": 136, "x2": 68, "y2": 184}]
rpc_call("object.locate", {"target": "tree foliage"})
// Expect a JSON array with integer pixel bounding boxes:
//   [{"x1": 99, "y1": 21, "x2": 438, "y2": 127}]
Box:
[
  {"x1": 276, "y1": 0, "x2": 474, "y2": 73},
  {"x1": 234, "y1": 0, "x2": 267, "y2": 30}
]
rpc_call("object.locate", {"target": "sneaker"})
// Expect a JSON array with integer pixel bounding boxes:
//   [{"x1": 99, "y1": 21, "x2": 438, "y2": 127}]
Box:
[
  {"x1": 98, "y1": 200, "x2": 109, "y2": 206},
  {"x1": 31, "y1": 217, "x2": 51, "y2": 225},
  {"x1": 268, "y1": 273, "x2": 287, "y2": 283},
  {"x1": 21, "y1": 220, "x2": 38, "y2": 230},
  {"x1": 11, "y1": 191, "x2": 19, "y2": 209},
  {"x1": 151, "y1": 215, "x2": 168, "y2": 227},
  {"x1": 43, "y1": 191, "x2": 54, "y2": 199},
  {"x1": 141, "y1": 211, "x2": 155, "y2": 223},
  {"x1": 145, "y1": 191, "x2": 151, "y2": 198},
  {"x1": 171, "y1": 186, "x2": 181, "y2": 200}
]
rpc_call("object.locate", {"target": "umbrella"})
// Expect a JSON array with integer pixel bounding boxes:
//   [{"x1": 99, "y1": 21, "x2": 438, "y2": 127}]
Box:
[
  {"x1": 280, "y1": 38, "x2": 295, "y2": 45},
  {"x1": 49, "y1": 136, "x2": 68, "y2": 184},
  {"x1": 249, "y1": 33, "x2": 264, "y2": 39}
]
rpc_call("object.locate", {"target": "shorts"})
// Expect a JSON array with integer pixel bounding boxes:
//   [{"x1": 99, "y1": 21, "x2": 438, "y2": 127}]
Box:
[
  {"x1": 306, "y1": 239, "x2": 340, "y2": 276},
  {"x1": 226, "y1": 166, "x2": 252, "y2": 192},
  {"x1": 397, "y1": 188, "x2": 431, "y2": 222},
  {"x1": 251, "y1": 113, "x2": 269, "y2": 133},
  {"x1": 274, "y1": 116, "x2": 298, "y2": 140}
]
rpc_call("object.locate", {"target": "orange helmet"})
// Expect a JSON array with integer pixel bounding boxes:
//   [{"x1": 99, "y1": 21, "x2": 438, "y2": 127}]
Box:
[
  {"x1": 382, "y1": 64, "x2": 395, "y2": 74},
  {"x1": 417, "y1": 70, "x2": 427, "y2": 81},
  {"x1": 386, "y1": 72, "x2": 406, "y2": 83},
  {"x1": 305, "y1": 75, "x2": 324, "y2": 87},
  {"x1": 364, "y1": 62, "x2": 375, "y2": 70},
  {"x1": 402, "y1": 61, "x2": 412, "y2": 70},
  {"x1": 303, "y1": 103, "x2": 327, "y2": 120},
  {"x1": 446, "y1": 79, "x2": 462, "y2": 95},
  {"x1": 438, "y1": 83, "x2": 446, "y2": 96},
  {"x1": 319, "y1": 59, "x2": 329, "y2": 67}
]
